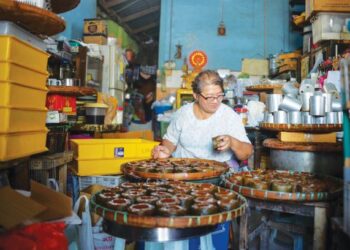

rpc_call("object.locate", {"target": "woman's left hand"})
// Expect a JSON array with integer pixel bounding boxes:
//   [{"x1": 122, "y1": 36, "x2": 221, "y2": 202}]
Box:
[{"x1": 215, "y1": 135, "x2": 233, "y2": 151}]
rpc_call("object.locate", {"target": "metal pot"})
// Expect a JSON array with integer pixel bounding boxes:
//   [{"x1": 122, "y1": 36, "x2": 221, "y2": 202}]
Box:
[
  {"x1": 310, "y1": 95, "x2": 325, "y2": 116},
  {"x1": 267, "y1": 94, "x2": 282, "y2": 113},
  {"x1": 288, "y1": 111, "x2": 302, "y2": 124},
  {"x1": 322, "y1": 93, "x2": 333, "y2": 112},
  {"x1": 326, "y1": 112, "x2": 338, "y2": 124},
  {"x1": 279, "y1": 95, "x2": 302, "y2": 112},
  {"x1": 85, "y1": 103, "x2": 108, "y2": 125},
  {"x1": 269, "y1": 150, "x2": 342, "y2": 177},
  {"x1": 263, "y1": 112, "x2": 274, "y2": 123},
  {"x1": 273, "y1": 111, "x2": 288, "y2": 124},
  {"x1": 300, "y1": 92, "x2": 314, "y2": 111},
  {"x1": 301, "y1": 112, "x2": 314, "y2": 124}
]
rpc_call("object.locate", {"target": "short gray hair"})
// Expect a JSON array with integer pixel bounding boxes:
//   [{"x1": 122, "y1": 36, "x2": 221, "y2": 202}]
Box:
[{"x1": 191, "y1": 70, "x2": 224, "y2": 94}]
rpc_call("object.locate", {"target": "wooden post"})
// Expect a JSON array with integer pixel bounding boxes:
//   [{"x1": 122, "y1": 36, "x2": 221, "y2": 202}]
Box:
[
  {"x1": 239, "y1": 212, "x2": 248, "y2": 250},
  {"x1": 314, "y1": 206, "x2": 327, "y2": 250}
]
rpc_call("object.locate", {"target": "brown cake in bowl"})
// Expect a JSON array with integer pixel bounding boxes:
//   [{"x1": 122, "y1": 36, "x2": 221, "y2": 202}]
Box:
[
  {"x1": 128, "y1": 203, "x2": 155, "y2": 216},
  {"x1": 106, "y1": 198, "x2": 131, "y2": 211},
  {"x1": 159, "y1": 204, "x2": 187, "y2": 216}
]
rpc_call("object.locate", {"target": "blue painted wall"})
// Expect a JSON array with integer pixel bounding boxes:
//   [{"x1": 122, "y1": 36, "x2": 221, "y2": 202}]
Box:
[
  {"x1": 158, "y1": 0, "x2": 303, "y2": 71},
  {"x1": 59, "y1": 0, "x2": 97, "y2": 39}
]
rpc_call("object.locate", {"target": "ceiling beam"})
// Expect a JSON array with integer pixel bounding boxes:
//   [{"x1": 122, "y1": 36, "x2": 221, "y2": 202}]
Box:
[
  {"x1": 104, "y1": 0, "x2": 129, "y2": 8},
  {"x1": 132, "y1": 22, "x2": 158, "y2": 34},
  {"x1": 121, "y1": 5, "x2": 160, "y2": 22},
  {"x1": 98, "y1": 0, "x2": 142, "y2": 44}
]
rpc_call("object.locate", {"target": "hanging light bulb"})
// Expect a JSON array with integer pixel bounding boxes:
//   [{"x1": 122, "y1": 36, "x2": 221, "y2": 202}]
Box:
[{"x1": 217, "y1": 0, "x2": 226, "y2": 36}]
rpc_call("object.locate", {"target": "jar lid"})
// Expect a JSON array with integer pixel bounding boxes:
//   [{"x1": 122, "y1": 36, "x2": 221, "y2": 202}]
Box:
[{"x1": 85, "y1": 103, "x2": 108, "y2": 108}]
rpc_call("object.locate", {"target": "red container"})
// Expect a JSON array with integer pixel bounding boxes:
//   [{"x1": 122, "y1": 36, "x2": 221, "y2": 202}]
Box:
[{"x1": 46, "y1": 94, "x2": 76, "y2": 115}]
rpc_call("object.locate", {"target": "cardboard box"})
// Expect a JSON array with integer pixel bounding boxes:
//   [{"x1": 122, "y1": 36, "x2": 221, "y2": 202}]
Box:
[
  {"x1": 46, "y1": 94, "x2": 77, "y2": 115},
  {"x1": 0, "y1": 181, "x2": 72, "y2": 229},
  {"x1": 306, "y1": 0, "x2": 350, "y2": 19},
  {"x1": 83, "y1": 35, "x2": 107, "y2": 45},
  {"x1": 278, "y1": 132, "x2": 337, "y2": 143},
  {"x1": 84, "y1": 19, "x2": 107, "y2": 36}
]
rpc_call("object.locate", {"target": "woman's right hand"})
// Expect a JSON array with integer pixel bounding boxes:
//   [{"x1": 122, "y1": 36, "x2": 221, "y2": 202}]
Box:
[{"x1": 152, "y1": 145, "x2": 171, "y2": 159}]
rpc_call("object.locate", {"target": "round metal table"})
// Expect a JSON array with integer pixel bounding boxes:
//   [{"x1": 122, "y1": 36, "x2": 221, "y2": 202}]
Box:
[{"x1": 103, "y1": 219, "x2": 216, "y2": 242}]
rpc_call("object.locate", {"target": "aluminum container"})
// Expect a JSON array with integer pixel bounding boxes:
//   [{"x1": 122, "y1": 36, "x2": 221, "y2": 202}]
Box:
[
  {"x1": 267, "y1": 94, "x2": 282, "y2": 113},
  {"x1": 300, "y1": 92, "x2": 314, "y2": 111},
  {"x1": 273, "y1": 111, "x2": 288, "y2": 124},
  {"x1": 288, "y1": 111, "x2": 302, "y2": 124},
  {"x1": 263, "y1": 112, "x2": 274, "y2": 123},
  {"x1": 331, "y1": 98, "x2": 342, "y2": 111},
  {"x1": 279, "y1": 95, "x2": 302, "y2": 112},
  {"x1": 314, "y1": 116, "x2": 326, "y2": 124},
  {"x1": 326, "y1": 112, "x2": 338, "y2": 124},
  {"x1": 301, "y1": 112, "x2": 314, "y2": 124},
  {"x1": 337, "y1": 112, "x2": 343, "y2": 124},
  {"x1": 322, "y1": 93, "x2": 333, "y2": 112},
  {"x1": 310, "y1": 95, "x2": 325, "y2": 116}
]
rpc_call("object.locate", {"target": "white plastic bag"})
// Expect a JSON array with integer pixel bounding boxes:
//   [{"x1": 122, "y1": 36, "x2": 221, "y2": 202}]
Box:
[{"x1": 73, "y1": 195, "x2": 94, "y2": 250}]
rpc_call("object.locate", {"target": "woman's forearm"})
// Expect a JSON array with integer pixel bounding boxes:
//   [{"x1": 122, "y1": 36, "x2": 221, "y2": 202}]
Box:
[
  {"x1": 161, "y1": 139, "x2": 177, "y2": 155},
  {"x1": 229, "y1": 137, "x2": 253, "y2": 161}
]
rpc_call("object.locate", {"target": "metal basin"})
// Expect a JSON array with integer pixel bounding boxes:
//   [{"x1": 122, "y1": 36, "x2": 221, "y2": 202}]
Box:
[{"x1": 269, "y1": 149, "x2": 343, "y2": 177}]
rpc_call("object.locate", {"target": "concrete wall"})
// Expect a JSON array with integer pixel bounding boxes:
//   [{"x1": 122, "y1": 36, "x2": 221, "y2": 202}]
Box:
[{"x1": 158, "y1": 0, "x2": 303, "y2": 71}]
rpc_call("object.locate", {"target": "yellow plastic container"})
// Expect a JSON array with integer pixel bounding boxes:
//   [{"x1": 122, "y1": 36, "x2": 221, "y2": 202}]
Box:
[
  {"x1": 70, "y1": 139, "x2": 159, "y2": 160},
  {"x1": 0, "y1": 81, "x2": 47, "y2": 109},
  {"x1": 0, "y1": 106, "x2": 47, "y2": 133},
  {"x1": 0, "y1": 35, "x2": 49, "y2": 72},
  {"x1": 0, "y1": 130, "x2": 48, "y2": 162},
  {"x1": 0, "y1": 61, "x2": 48, "y2": 89},
  {"x1": 73, "y1": 157, "x2": 151, "y2": 176}
]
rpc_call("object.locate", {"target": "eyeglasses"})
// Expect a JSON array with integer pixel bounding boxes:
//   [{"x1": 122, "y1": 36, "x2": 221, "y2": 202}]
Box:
[{"x1": 198, "y1": 93, "x2": 225, "y2": 102}]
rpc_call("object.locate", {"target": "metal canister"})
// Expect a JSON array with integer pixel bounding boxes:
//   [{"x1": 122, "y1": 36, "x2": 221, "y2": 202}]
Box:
[
  {"x1": 263, "y1": 112, "x2": 274, "y2": 123},
  {"x1": 300, "y1": 92, "x2": 314, "y2": 111},
  {"x1": 301, "y1": 112, "x2": 314, "y2": 124},
  {"x1": 314, "y1": 116, "x2": 326, "y2": 124},
  {"x1": 331, "y1": 98, "x2": 342, "y2": 111},
  {"x1": 267, "y1": 94, "x2": 282, "y2": 113},
  {"x1": 279, "y1": 95, "x2": 302, "y2": 112},
  {"x1": 322, "y1": 93, "x2": 333, "y2": 113},
  {"x1": 326, "y1": 112, "x2": 338, "y2": 124},
  {"x1": 310, "y1": 95, "x2": 325, "y2": 116},
  {"x1": 288, "y1": 111, "x2": 302, "y2": 124},
  {"x1": 337, "y1": 111, "x2": 343, "y2": 124},
  {"x1": 273, "y1": 111, "x2": 288, "y2": 124}
]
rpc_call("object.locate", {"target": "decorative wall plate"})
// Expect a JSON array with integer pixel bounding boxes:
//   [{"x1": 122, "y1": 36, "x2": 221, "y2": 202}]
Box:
[
  {"x1": 221, "y1": 170, "x2": 342, "y2": 202},
  {"x1": 122, "y1": 158, "x2": 228, "y2": 181}
]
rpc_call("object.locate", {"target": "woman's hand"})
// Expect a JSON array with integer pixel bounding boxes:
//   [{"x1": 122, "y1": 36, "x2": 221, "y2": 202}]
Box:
[
  {"x1": 215, "y1": 135, "x2": 233, "y2": 151},
  {"x1": 152, "y1": 145, "x2": 171, "y2": 159}
]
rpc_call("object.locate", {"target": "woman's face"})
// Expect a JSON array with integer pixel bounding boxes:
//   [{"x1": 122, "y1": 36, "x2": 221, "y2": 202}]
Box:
[{"x1": 194, "y1": 84, "x2": 224, "y2": 114}]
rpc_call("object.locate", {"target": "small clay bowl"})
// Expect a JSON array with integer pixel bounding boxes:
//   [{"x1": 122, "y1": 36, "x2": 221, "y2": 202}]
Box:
[
  {"x1": 217, "y1": 199, "x2": 240, "y2": 211},
  {"x1": 214, "y1": 189, "x2": 237, "y2": 200},
  {"x1": 191, "y1": 203, "x2": 218, "y2": 215},
  {"x1": 175, "y1": 194, "x2": 194, "y2": 208},
  {"x1": 128, "y1": 203, "x2": 155, "y2": 216},
  {"x1": 270, "y1": 181, "x2": 293, "y2": 192},
  {"x1": 194, "y1": 196, "x2": 217, "y2": 205},
  {"x1": 136, "y1": 195, "x2": 159, "y2": 205},
  {"x1": 156, "y1": 197, "x2": 180, "y2": 208},
  {"x1": 96, "y1": 192, "x2": 119, "y2": 203},
  {"x1": 158, "y1": 205, "x2": 187, "y2": 217},
  {"x1": 106, "y1": 198, "x2": 131, "y2": 211}
]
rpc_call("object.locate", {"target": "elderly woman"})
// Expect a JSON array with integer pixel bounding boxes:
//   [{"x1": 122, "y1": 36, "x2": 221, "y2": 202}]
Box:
[{"x1": 152, "y1": 70, "x2": 253, "y2": 167}]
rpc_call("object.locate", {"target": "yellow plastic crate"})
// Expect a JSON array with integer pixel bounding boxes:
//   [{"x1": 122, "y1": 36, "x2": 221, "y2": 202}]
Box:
[
  {"x1": 70, "y1": 139, "x2": 159, "y2": 160},
  {"x1": 0, "y1": 35, "x2": 49, "y2": 72},
  {"x1": 0, "y1": 81, "x2": 47, "y2": 109},
  {"x1": 73, "y1": 157, "x2": 151, "y2": 176},
  {"x1": 0, "y1": 106, "x2": 47, "y2": 133},
  {"x1": 0, "y1": 130, "x2": 48, "y2": 162},
  {"x1": 0, "y1": 61, "x2": 48, "y2": 89}
]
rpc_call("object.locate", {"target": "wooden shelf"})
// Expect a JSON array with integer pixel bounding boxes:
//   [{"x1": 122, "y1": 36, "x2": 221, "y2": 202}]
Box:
[
  {"x1": 245, "y1": 84, "x2": 283, "y2": 92},
  {"x1": 50, "y1": 0, "x2": 80, "y2": 14},
  {"x1": 0, "y1": 1, "x2": 65, "y2": 36},
  {"x1": 47, "y1": 86, "x2": 97, "y2": 96}
]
